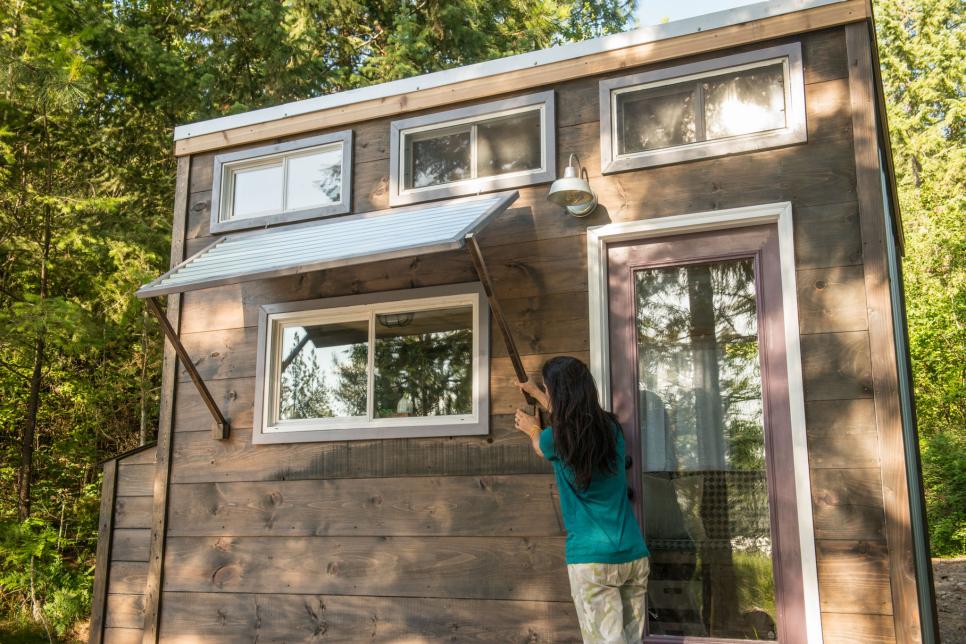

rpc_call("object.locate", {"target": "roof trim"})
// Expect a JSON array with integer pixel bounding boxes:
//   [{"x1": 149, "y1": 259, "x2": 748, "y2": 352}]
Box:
[
  {"x1": 174, "y1": 0, "x2": 853, "y2": 145},
  {"x1": 136, "y1": 191, "x2": 519, "y2": 298}
]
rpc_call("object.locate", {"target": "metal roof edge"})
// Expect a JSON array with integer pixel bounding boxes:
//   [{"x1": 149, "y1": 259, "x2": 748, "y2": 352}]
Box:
[{"x1": 173, "y1": 0, "x2": 847, "y2": 141}]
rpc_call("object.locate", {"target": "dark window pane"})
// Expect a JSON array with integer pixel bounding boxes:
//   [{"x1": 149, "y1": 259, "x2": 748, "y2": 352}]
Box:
[
  {"x1": 476, "y1": 110, "x2": 542, "y2": 177},
  {"x1": 373, "y1": 307, "x2": 473, "y2": 418},
  {"x1": 617, "y1": 86, "x2": 696, "y2": 154},
  {"x1": 277, "y1": 319, "x2": 368, "y2": 420},
  {"x1": 406, "y1": 127, "x2": 471, "y2": 189},
  {"x1": 635, "y1": 259, "x2": 777, "y2": 640},
  {"x1": 704, "y1": 63, "x2": 786, "y2": 140}
]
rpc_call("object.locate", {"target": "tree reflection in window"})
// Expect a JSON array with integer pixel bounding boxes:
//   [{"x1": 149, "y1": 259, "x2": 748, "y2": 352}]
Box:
[{"x1": 635, "y1": 258, "x2": 778, "y2": 640}]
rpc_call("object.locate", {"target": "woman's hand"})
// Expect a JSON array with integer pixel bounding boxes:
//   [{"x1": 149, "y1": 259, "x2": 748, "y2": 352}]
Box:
[
  {"x1": 514, "y1": 408, "x2": 541, "y2": 439},
  {"x1": 516, "y1": 380, "x2": 550, "y2": 409}
]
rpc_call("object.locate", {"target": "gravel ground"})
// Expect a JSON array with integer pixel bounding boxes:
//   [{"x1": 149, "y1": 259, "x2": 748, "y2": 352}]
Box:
[{"x1": 934, "y1": 558, "x2": 966, "y2": 643}]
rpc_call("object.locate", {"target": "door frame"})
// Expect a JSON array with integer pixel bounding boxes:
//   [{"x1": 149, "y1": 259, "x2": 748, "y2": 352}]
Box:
[{"x1": 586, "y1": 202, "x2": 823, "y2": 643}]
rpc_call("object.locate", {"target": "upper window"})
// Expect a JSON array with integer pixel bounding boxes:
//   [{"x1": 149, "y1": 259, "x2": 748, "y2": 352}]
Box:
[
  {"x1": 252, "y1": 283, "x2": 489, "y2": 444},
  {"x1": 599, "y1": 43, "x2": 805, "y2": 173},
  {"x1": 210, "y1": 131, "x2": 352, "y2": 233},
  {"x1": 389, "y1": 91, "x2": 556, "y2": 205}
]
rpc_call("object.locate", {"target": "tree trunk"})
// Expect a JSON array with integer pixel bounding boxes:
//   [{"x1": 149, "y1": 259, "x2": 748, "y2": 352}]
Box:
[{"x1": 18, "y1": 111, "x2": 52, "y2": 521}]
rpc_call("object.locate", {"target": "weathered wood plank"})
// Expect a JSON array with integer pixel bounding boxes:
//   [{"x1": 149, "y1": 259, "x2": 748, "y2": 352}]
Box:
[
  {"x1": 102, "y1": 627, "x2": 143, "y2": 644},
  {"x1": 171, "y1": 418, "x2": 549, "y2": 484},
  {"x1": 115, "y1": 446, "x2": 156, "y2": 466},
  {"x1": 805, "y1": 398, "x2": 879, "y2": 469},
  {"x1": 805, "y1": 78, "x2": 853, "y2": 143},
  {"x1": 811, "y1": 468, "x2": 886, "y2": 541},
  {"x1": 166, "y1": 474, "x2": 561, "y2": 537},
  {"x1": 816, "y1": 540, "x2": 894, "y2": 615},
  {"x1": 90, "y1": 460, "x2": 117, "y2": 644},
  {"x1": 162, "y1": 535, "x2": 570, "y2": 600},
  {"x1": 800, "y1": 331, "x2": 874, "y2": 401},
  {"x1": 107, "y1": 561, "x2": 148, "y2": 595},
  {"x1": 158, "y1": 591, "x2": 581, "y2": 643},
  {"x1": 796, "y1": 265, "x2": 868, "y2": 335},
  {"x1": 847, "y1": 22, "x2": 922, "y2": 643},
  {"x1": 110, "y1": 529, "x2": 151, "y2": 562},
  {"x1": 114, "y1": 496, "x2": 153, "y2": 530},
  {"x1": 792, "y1": 202, "x2": 864, "y2": 270},
  {"x1": 105, "y1": 594, "x2": 145, "y2": 630},
  {"x1": 115, "y1": 464, "x2": 154, "y2": 497},
  {"x1": 820, "y1": 611, "x2": 896, "y2": 643},
  {"x1": 174, "y1": 376, "x2": 255, "y2": 432},
  {"x1": 803, "y1": 27, "x2": 849, "y2": 84}
]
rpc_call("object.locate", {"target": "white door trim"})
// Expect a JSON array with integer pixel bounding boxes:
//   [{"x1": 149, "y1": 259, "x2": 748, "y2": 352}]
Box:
[{"x1": 586, "y1": 201, "x2": 823, "y2": 643}]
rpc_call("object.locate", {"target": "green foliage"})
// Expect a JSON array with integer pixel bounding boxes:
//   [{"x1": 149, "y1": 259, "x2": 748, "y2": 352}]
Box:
[{"x1": 874, "y1": 0, "x2": 966, "y2": 556}]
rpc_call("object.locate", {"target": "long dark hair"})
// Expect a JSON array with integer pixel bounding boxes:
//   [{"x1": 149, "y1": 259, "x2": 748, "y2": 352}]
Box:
[{"x1": 542, "y1": 356, "x2": 619, "y2": 490}]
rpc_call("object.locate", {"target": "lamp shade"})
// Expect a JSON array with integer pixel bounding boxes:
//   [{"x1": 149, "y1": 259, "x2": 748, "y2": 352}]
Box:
[{"x1": 547, "y1": 155, "x2": 597, "y2": 216}]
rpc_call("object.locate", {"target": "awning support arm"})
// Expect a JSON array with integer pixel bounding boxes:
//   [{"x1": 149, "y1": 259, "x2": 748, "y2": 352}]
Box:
[
  {"x1": 145, "y1": 296, "x2": 230, "y2": 440},
  {"x1": 465, "y1": 234, "x2": 536, "y2": 408}
]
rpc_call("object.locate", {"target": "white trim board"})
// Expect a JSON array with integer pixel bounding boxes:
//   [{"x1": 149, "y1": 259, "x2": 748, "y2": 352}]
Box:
[
  {"x1": 173, "y1": 0, "x2": 848, "y2": 141},
  {"x1": 586, "y1": 201, "x2": 823, "y2": 644}
]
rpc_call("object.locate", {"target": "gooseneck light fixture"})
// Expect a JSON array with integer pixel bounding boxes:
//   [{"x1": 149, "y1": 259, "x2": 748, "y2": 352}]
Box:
[{"x1": 547, "y1": 153, "x2": 597, "y2": 217}]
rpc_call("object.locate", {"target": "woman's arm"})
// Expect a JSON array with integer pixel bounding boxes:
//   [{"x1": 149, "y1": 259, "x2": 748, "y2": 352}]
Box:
[
  {"x1": 514, "y1": 408, "x2": 544, "y2": 458},
  {"x1": 516, "y1": 380, "x2": 550, "y2": 410}
]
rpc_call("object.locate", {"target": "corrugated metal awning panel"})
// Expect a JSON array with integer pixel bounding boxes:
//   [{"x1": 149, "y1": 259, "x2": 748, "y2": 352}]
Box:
[{"x1": 137, "y1": 192, "x2": 517, "y2": 298}]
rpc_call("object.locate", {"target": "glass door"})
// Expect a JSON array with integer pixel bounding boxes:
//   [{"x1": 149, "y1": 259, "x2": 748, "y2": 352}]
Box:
[{"x1": 607, "y1": 225, "x2": 805, "y2": 643}]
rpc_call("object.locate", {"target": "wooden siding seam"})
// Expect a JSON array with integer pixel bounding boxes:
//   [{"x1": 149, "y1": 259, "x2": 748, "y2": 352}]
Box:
[
  {"x1": 89, "y1": 459, "x2": 118, "y2": 644},
  {"x1": 139, "y1": 156, "x2": 190, "y2": 644},
  {"x1": 846, "y1": 21, "x2": 921, "y2": 643}
]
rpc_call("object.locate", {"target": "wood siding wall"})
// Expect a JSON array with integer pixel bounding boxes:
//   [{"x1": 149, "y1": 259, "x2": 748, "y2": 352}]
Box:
[
  {"x1": 149, "y1": 27, "x2": 905, "y2": 642},
  {"x1": 92, "y1": 447, "x2": 156, "y2": 644}
]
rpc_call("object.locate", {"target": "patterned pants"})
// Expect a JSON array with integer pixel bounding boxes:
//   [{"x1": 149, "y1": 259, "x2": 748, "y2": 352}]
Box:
[{"x1": 566, "y1": 556, "x2": 650, "y2": 644}]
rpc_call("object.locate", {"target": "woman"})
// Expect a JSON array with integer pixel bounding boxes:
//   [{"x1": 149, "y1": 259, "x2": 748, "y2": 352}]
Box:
[{"x1": 515, "y1": 356, "x2": 650, "y2": 644}]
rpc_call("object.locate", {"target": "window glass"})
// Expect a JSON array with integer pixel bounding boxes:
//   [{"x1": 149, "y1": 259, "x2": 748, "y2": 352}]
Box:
[
  {"x1": 232, "y1": 163, "x2": 284, "y2": 218},
  {"x1": 373, "y1": 306, "x2": 473, "y2": 418},
  {"x1": 704, "y1": 63, "x2": 786, "y2": 140},
  {"x1": 407, "y1": 126, "x2": 472, "y2": 189},
  {"x1": 285, "y1": 146, "x2": 343, "y2": 210},
  {"x1": 614, "y1": 61, "x2": 788, "y2": 158},
  {"x1": 277, "y1": 319, "x2": 368, "y2": 420},
  {"x1": 476, "y1": 110, "x2": 542, "y2": 177},
  {"x1": 617, "y1": 86, "x2": 697, "y2": 154},
  {"x1": 634, "y1": 258, "x2": 777, "y2": 640}
]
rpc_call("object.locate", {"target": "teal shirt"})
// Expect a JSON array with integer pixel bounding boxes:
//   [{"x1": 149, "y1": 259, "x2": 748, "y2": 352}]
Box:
[{"x1": 540, "y1": 423, "x2": 649, "y2": 565}]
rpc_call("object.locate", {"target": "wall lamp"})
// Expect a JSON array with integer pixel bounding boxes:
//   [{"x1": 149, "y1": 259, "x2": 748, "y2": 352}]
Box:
[{"x1": 547, "y1": 153, "x2": 597, "y2": 217}]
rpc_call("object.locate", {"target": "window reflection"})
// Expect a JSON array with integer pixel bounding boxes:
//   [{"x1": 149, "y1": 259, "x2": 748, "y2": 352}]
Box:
[
  {"x1": 277, "y1": 319, "x2": 369, "y2": 420},
  {"x1": 477, "y1": 111, "x2": 542, "y2": 176},
  {"x1": 374, "y1": 307, "x2": 473, "y2": 418},
  {"x1": 635, "y1": 259, "x2": 777, "y2": 640},
  {"x1": 286, "y1": 148, "x2": 342, "y2": 210},
  {"x1": 616, "y1": 61, "x2": 787, "y2": 157},
  {"x1": 407, "y1": 127, "x2": 472, "y2": 188}
]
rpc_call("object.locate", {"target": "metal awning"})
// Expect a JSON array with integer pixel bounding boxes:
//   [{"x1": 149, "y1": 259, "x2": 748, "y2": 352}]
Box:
[
  {"x1": 137, "y1": 191, "x2": 518, "y2": 298},
  {"x1": 138, "y1": 190, "x2": 537, "y2": 440}
]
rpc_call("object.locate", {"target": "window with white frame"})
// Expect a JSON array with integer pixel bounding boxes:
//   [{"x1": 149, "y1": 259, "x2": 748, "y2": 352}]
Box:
[
  {"x1": 210, "y1": 131, "x2": 352, "y2": 233},
  {"x1": 389, "y1": 91, "x2": 555, "y2": 205},
  {"x1": 252, "y1": 284, "x2": 489, "y2": 444},
  {"x1": 599, "y1": 43, "x2": 806, "y2": 173}
]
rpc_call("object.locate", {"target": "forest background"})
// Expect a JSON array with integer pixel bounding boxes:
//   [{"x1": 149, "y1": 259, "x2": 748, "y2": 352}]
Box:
[{"x1": 0, "y1": 0, "x2": 961, "y2": 641}]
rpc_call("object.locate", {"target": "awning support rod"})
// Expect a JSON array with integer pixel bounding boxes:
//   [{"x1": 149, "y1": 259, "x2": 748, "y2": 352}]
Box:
[
  {"x1": 465, "y1": 234, "x2": 536, "y2": 407},
  {"x1": 145, "y1": 297, "x2": 230, "y2": 440}
]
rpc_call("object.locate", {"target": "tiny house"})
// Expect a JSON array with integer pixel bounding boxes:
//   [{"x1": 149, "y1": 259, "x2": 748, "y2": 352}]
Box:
[{"x1": 89, "y1": 1, "x2": 938, "y2": 642}]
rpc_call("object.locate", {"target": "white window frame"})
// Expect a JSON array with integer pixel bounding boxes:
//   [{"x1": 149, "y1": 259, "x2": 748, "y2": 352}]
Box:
[
  {"x1": 252, "y1": 283, "x2": 490, "y2": 444},
  {"x1": 599, "y1": 43, "x2": 806, "y2": 174},
  {"x1": 586, "y1": 201, "x2": 822, "y2": 644},
  {"x1": 210, "y1": 130, "x2": 353, "y2": 233},
  {"x1": 389, "y1": 91, "x2": 556, "y2": 206}
]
